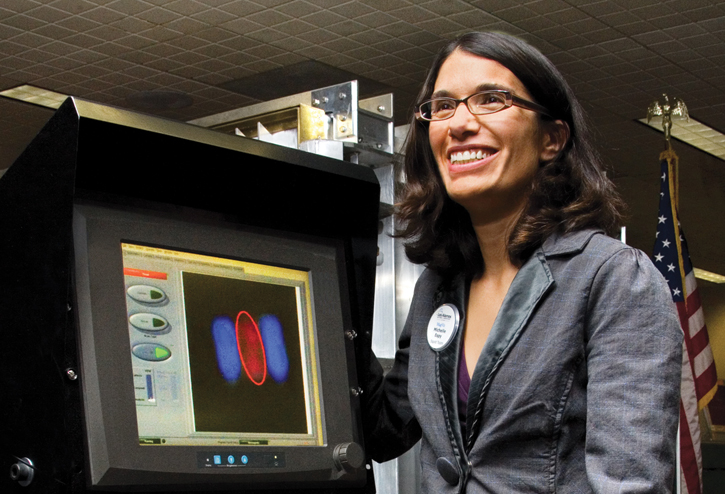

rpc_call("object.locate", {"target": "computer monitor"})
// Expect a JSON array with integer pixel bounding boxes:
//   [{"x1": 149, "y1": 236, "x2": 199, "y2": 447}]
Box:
[
  {"x1": 1, "y1": 97, "x2": 379, "y2": 493},
  {"x1": 73, "y1": 203, "x2": 367, "y2": 490}
]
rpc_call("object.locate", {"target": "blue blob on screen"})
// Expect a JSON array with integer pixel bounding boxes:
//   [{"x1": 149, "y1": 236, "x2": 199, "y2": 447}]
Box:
[
  {"x1": 211, "y1": 315, "x2": 241, "y2": 383},
  {"x1": 259, "y1": 314, "x2": 290, "y2": 384}
]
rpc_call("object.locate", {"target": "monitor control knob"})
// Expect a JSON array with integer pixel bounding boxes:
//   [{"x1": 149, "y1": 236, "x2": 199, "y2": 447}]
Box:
[
  {"x1": 10, "y1": 457, "x2": 34, "y2": 487},
  {"x1": 333, "y1": 442, "x2": 364, "y2": 473}
]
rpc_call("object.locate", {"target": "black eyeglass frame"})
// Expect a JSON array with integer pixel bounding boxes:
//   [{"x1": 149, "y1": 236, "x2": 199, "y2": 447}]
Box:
[{"x1": 415, "y1": 89, "x2": 551, "y2": 122}]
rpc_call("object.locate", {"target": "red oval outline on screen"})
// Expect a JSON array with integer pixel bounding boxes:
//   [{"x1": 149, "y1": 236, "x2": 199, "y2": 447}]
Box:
[{"x1": 235, "y1": 311, "x2": 267, "y2": 385}]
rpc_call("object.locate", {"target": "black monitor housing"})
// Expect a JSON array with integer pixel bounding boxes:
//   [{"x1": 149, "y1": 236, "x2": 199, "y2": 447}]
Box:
[{"x1": 0, "y1": 98, "x2": 379, "y2": 493}]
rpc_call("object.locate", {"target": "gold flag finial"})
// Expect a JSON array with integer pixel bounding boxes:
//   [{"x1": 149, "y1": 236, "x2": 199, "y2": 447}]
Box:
[{"x1": 647, "y1": 94, "x2": 689, "y2": 146}]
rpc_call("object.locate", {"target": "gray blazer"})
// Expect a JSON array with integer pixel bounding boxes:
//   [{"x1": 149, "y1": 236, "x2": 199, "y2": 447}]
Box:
[{"x1": 365, "y1": 230, "x2": 683, "y2": 493}]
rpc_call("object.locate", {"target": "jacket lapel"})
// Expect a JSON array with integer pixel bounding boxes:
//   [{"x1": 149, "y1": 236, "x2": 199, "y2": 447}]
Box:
[
  {"x1": 465, "y1": 250, "x2": 554, "y2": 451},
  {"x1": 434, "y1": 274, "x2": 468, "y2": 467}
]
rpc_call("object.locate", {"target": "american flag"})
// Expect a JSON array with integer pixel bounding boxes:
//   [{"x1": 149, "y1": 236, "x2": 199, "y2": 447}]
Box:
[{"x1": 652, "y1": 150, "x2": 718, "y2": 494}]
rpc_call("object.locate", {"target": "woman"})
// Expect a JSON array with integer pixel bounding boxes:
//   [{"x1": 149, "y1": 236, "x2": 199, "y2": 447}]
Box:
[{"x1": 363, "y1": 32, "x2": 682, "y2": 493}]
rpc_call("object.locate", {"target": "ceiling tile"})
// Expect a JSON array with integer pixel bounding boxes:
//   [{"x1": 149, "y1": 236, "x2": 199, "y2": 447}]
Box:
[
  {"x1": 320, "y1": 37, "x2": 363, "y2": 53},
  {"x1": 0, "y1": 40, "x2": 29, "y2": 56},
  {"x1": 355, "y1": 11, "x2": 399, "y2": 28},
  {"x1": 565, "y1": 17, "x2": 610, "y2": 34},
  {"x1": 243, "y1": 43, "x2": 288, "y2": 60},
  {"x1": 254, "y1": 0, "x2": 294, "y2": 7},
  {"x1": 578, "y1": 1, "x2": 627, "y2": 17},
  {"x1": 143, "y1": 57, "x2": 185, "y2": 72},
  {"x1": 329, "y1": 1, "x2": 376, "y2": 17},
  {"x1": 651, "y1": 14, "x2": 699, "y2": 30},
  {"x1": 420, "y1": 0, "x2": 474, "y2": 16},
  {"x1": 294, "y1": 27, "x2": 337, "y2": 45},
  {"x1": 4, "y1": 14, "x2": 46, "y2": 31},
  {"x1": 165, "y1": 16, "x2": 209, "y2": 35},
  {"x1": 587, "y1": 28, "x2": 631, "y2": 45},
  {"x1": 270, "y1": 36, "x2": 314, "y2": 52},
  {"x1": 2, "y1": 0, "x2": 43, "y2": 14},
  {"x1": 388, "y1": 5, "x2": 438, "y2": 24},
  {"x1": 493, "y1": 5, "x2": 539, "y2": 23},
  {"x1": 266, "y1": 51, "x2": 309, "y2": 66},
  {"x1": 49, "y1": 0, "x2": 98, "y2": 16},
  {"x1": 317, "y1": 52, "x2": 357, "y2": 67},
  {"x1": 86, "y1": 25, "x2": 127, "y2": 42},
  {"x1": 164, "y1": 0, "x2": 210, "y2": 16},
  {"x1": 33, "y1": 23, "x2": 76, "y2": 40},
  {"x1": 26, "y1": 5, "x2": 69, "y2": 23},
  {"x1": 246, "y1": 9, "x2": 294, "y2": 28},
  {"x1": 106, "y1": 0, "x2": 155, "y2": 16},
  {"x1": 299, "y1": 10, "x2": 346, "y2": 28},
  {"x1": 447, "y1": 9, "x2": 502, "y2": 29},
  {"x1": 377, "y1": 20, "x2": 420, "y2": 37},
  {"x1": 137, "y1": 7, "x2": 183, "y2": 25},
  {"x1": 192, "y1": 42, "x2": 235, "y2": 58},
  {"x1": 598, "y1": 37, "x2": 641, "y2": 53},
  {"x1": 358, "y1": 0, "x2": 413, "y2": 12},
  {"x1": 517, "y1": 16, "x2": 558, "y2": 32},
  {"x1": 276, "y1": 1, "x2": 323, "y2": 19},
  {"x1": 80, "y1": 6, "x2": 127, "y2": 24},
  {"x1": 682, "y1": 6, "x2": 725, "y2": 23},
  {"x1": 414, "y1": 17, "x2": 465, "y2": 37},
  {"x1": 217, "y1": 1, "x2": 266, "y2": 17},
  {"x1": 306, "y1": 0, "x2": 354, "y2": 8},
  {"x1": 220, "y1": 17, "x2": 265, "y2": 35},
  {"x1": 275, "y1": 18, "x2": 319, "y2": 37},
  {"x1": 289, "y1": 44, "x2": 334, "y2": 59},
  {"x1": 527, "y1": 0, "x2": 572, "y2": 15},
  {"x1": 325, "y1": 19, "x2": 370, "y2": 36}
]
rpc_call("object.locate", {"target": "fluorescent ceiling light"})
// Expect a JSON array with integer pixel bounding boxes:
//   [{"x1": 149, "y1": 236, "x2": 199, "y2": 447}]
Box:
[
  {"x1": 0, "y1": 84, "x2": 68, "y2": 109},
  {"x1": 639, "y1": 116, "x2": 725, "y2": 161},
  {"x1": 693, "y1": 268, "x2": 725, "y2": 284}
]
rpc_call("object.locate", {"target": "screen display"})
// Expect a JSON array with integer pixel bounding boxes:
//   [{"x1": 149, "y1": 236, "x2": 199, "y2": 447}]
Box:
[{"x1": 121, "y1": 243, "x2": 324, "y2": 448}]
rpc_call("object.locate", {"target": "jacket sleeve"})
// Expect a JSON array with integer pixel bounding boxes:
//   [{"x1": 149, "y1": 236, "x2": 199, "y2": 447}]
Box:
[
  {"x1": 360, "y1": 273, "x2": 428, "y2": 463},
  {"x1": 583, "y1": 247, "x2": 683, "y2": 493}
]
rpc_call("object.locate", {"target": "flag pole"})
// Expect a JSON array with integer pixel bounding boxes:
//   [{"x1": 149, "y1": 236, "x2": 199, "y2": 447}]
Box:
[{"x1": 647, "y1": 94, "x2": 698, "y2": 494}]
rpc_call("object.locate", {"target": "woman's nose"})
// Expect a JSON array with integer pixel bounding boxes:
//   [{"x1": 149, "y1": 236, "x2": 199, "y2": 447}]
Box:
[{"x1": 447, "y1": 102, "x2": 480, "y2": 137}]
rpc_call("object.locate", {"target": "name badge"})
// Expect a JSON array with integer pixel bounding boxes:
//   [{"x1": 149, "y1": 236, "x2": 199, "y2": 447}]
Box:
[{"x1": 427, "y1": 304, "x2": 460, "y2": 351}]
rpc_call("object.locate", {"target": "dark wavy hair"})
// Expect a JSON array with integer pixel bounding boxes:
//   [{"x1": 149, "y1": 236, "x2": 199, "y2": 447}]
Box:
[{"x1": 397, "y1": 32, "x2": 625, "y2": 278}]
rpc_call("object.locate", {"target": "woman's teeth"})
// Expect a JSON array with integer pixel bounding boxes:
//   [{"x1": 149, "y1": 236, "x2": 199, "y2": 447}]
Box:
[{"x1": 450, "y1": 150, "x2": 491, "y2": 164}]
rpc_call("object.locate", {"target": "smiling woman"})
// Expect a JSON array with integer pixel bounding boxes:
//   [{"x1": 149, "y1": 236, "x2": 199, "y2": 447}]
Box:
[{"x1": 362, "y1": 32, "x2": 684, "y2": 494}]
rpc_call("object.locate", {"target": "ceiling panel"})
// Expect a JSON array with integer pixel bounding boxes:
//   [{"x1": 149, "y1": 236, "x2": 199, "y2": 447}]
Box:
[{"x1": 0, "y1": 0, "x2": 724, "y2": 279}]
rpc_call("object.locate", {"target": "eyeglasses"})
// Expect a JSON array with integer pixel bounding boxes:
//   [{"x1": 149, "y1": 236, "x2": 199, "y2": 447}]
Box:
[{"x1": 415, "y1": 89, "x2": 550, "y2": 121}]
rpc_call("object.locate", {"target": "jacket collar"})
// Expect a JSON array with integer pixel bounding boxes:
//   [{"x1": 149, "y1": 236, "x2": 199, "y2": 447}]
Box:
[{"x1": 541, "y1": 229, "x2": 603, "y2": 257}]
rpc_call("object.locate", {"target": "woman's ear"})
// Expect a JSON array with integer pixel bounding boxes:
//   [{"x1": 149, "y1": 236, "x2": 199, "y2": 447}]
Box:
[{"x1": 540, "y1": 120, "x2": 570, "y2": 162}]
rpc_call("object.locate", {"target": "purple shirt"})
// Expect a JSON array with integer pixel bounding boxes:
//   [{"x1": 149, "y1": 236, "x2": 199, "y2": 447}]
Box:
[{"x1": 458, "y1": 347, "x2": 470, "y2": 434}]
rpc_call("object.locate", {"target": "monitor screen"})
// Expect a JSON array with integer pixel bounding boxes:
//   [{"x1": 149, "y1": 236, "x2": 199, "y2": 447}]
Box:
[
  {"x1": 73, "y1": 203, "x2": 367, "y2": 490},
  {"x1": 122, "y1": 243, "x2": 323, "y2": 450}
]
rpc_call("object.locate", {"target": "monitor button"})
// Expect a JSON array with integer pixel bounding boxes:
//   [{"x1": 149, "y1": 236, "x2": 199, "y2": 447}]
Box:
[
  {"x1": 127, "y1": 285, "x2": 167, "y2": 304},
  {"x1": 132, "y1": 343, "x2": 171, "y2": 362},
  {"x1": 130, "y1": 313, "x2": 169, "y2": 332}
]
